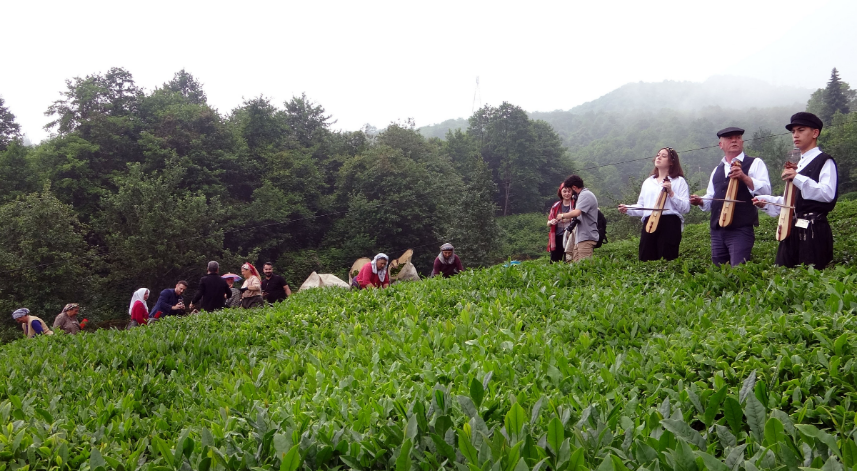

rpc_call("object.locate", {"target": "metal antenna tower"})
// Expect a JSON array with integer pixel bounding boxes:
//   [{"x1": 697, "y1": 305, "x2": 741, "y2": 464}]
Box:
[{"x1": 471, "y1": 77, "x2": 482, "y2": 113}]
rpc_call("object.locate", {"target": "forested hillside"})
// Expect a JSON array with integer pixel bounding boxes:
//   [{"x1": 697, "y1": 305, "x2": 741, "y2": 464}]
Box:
[
  {"x1": 420, "y1": 73, "x2": 857, "y2": 200},
  {"x1": 0, "y1": 68, "x2": 573, "y2": 325}
]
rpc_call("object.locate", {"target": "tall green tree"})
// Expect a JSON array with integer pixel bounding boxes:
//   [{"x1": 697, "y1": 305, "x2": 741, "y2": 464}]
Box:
[
  {"x1": 822, "y1": 68, "x2": 850, "y2": 124},
  {"x1": 0, "y1": 96, "x2": 22, "y2": 151},
  {"x1": 0, "y1": 187, "x2": 99, "y2": 323},
  {"x1": 468, "y1": 103, "x2": 571, "y2": 215},
  {"x1": 470, "y1": 103, "x2": 536, "y2": 215},
  {"x1": 97, "y1": 163, "x2": 249, "y2": 301},
  {"x1": 0, "y1": 142, "x2": 39, "y2": 204},
  {"x1": 165, "y1": 69, "x2": 208, "y2": 105}
]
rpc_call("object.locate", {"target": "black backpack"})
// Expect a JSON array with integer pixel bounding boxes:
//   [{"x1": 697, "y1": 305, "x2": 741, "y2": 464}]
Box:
[{"x1": 594, "y1": 209, "x2": 608, "y2": 248}]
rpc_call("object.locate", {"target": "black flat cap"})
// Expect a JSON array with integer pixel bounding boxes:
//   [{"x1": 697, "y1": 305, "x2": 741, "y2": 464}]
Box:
[
  {"x1": 717, "y1": 127, "x2": 745, "y2": 138},
  {"x1": 786, "y1": 112, "x2": 823, "y2": 131}
]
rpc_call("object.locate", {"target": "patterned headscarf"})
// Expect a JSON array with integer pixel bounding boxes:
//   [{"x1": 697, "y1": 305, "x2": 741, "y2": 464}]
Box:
[
  {"x1": 438, "y1": 243, "x2": 456, "y2": 265},
  {"x1": 12, "y1": 308, "x2": 30, "y2": 320},
  {"x1": 372, "y1": 254, "x2": 389, "y2": 283},
  {"x1": 62, "y1": 303, "x2": 80, "y2": 314},
  {"x1": 242, "y1": 263, "x2": 261, "y2": 279}
]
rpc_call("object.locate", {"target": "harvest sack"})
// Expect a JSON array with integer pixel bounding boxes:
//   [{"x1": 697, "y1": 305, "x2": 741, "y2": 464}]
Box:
[
  {"x1": 299, "y1": 272, "x2": 350, "y2": 291},
  {"x1": 394, "y1": 262, "x2": 420, "y2": 282}
]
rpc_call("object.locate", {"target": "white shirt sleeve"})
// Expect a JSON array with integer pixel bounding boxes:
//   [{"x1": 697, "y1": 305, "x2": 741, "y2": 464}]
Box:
[
  {"x1": 697, "y1": 167, "x2": 718, "y2": 212},
  {"x1": 793, "y1": 159, "x2": 837, "y2": 203},
  {"x1": 669, "y1": 177, "x2": 690, "y2": 215},
  {"x1": 625, "y1": 179, "x2": 649, "y2": 218},
  {"x1": 754, "y1": 195, "x2": 783, "y2": 218},
  {"x1": 747, "y1": 158, "x2": 772, "y2": 196}
]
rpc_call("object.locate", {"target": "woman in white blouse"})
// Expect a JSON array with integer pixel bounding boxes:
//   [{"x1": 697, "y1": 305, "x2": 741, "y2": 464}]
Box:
[{"x1": 618, "y1": 147, "x2": 690, "y2": 261}]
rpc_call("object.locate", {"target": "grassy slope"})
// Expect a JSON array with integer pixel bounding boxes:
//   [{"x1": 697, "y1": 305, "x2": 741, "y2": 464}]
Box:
[{"x1": 0, "y1": 202, "x2": 856, "y2": 470}]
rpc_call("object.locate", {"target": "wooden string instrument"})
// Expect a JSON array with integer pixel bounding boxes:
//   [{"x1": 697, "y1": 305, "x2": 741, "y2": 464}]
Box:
[
  {"x1": 645, "y1": 177, "x2": 669, "y2": 233},
  {"x1": 718, "y1": 160, "x2": 742, "y2": 227},
  {"x1": 776, "y1": 161, "x2": 799, "y2": 241}
]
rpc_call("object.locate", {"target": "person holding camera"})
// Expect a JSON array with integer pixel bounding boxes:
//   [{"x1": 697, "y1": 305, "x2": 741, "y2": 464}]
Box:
[
  {"x1": 559, "y1": 175, "x2": 599, "y2": 262},
  {"x1": 547, "y1": 182, "x2": 576, "y2": 263},
  {"x1": 150, "y1": 281, "x2": 188, "y2": 319}
]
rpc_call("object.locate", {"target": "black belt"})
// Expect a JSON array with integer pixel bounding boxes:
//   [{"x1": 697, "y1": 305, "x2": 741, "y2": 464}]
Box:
[{"x1": 795, "y1": 212, "x2": 827, "y2": 222}]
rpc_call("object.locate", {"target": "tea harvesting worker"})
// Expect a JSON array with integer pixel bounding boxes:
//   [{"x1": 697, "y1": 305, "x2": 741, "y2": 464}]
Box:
[
  {"x1": 53, "y1": 303, "x2": 83, "y2": 334},
  {"x1": 431, "y1": 243, "x2": 464, "y2": 278},
  {"x1": 239, "y1": 263, "x2": 264, "y2": 308},
  {"x1": 547, "y1": 182, "x2": 575, "y2": 263},
  {"x1": 222, "y1": 273, "x2": 242, "y2": 308},
  {"x1": 128, "y1": 288, "x2": 150, "y2": 327},
  {"x1": 12, "y1": 308, "x2": 53, "y2": 338},
  {"x1": 354, "y1": 253, "x2": 391, "y2": 289},
  {"x1": 618, "y1": 147, "x2": 690, "y2": 261}
]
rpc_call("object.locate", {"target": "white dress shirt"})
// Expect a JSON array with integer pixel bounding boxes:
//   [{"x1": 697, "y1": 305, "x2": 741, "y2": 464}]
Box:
[
  {"x1": 625, "y1": 175, "x2": 690, "y2": 229},
  {"x1": 698, "y1": 152, "x2": 772, "y2": 212},
  {"x1": 756, "y1": 147, "x2": 838, "y2": 217}
]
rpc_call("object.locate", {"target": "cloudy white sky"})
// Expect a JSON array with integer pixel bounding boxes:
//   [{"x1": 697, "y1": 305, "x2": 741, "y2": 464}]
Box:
[{"x1": 3, "y1": 0, "x2": 855, "y2": 142}]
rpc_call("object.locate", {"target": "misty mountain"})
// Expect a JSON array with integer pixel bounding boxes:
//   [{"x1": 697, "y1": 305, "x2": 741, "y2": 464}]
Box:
[
  {"x1": 418, "y1": 76, "x2": 811, "y2": 140},
  {"x1": 566, "y1": 76, "x2": 810, "y2": 114}
]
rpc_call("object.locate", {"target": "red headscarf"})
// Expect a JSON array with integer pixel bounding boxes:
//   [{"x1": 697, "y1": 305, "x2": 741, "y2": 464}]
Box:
[{"x1": 242, "y1": 262, "x2": 260, "y2": 279}]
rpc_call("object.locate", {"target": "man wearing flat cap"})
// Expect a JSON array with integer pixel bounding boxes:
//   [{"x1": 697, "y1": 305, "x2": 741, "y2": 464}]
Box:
[
  {"x1": 690, "y1": 127, "x2": 771, "y2": 266},
  {"x1": 753, "y1": 112, "x2": 838, "y2": 268}
]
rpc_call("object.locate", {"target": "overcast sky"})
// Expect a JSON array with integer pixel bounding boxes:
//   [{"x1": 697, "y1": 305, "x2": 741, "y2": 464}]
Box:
[{"x1": 3, "y1": 0, "x2": 855, "y2": 142}]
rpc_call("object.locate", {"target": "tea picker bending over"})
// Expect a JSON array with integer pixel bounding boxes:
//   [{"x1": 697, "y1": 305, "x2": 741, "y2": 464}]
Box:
[
  {"x1": 12, "y1": 308, "x2": 53, "y2": 338},
  {"x1": 431, "y1": 243, "x2": 464, "y2": 278},
  {"x1": 53, "y1": 303, "x2": 82, "y2": 334},
  {"x1": 353, "y1": 253, "x2": 391, "y2": 289},
  {"x1": 128, "y1": 288, "x2": 150, "y2": 327}
]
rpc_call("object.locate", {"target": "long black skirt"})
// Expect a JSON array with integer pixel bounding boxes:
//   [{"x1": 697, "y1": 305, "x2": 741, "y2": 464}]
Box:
[
  {"x1": 775, "y1": 216, "x2": 833, "y2": 268},
  {"x1": 639, "y1": 215, "x2": 682, "y2": 261}
]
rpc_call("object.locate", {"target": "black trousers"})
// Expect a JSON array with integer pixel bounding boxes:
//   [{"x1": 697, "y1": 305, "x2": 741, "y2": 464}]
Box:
[
  {"x1": 639, "y1": 215, "x2": 682, "y2": 261},
  {"x1": 775, "y1": 216, "x2": 833, "y2": 268},
  {"x1": 550, "y1": 232, "x2": 565, "y2": 262}
]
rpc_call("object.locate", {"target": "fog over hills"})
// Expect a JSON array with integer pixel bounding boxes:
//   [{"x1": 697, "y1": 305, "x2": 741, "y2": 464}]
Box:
[
  {"x1": 418, "y1": 76, "x2": 811, "y2": 140},
  {"x1": 566, "y1": 76, "x2": 810, "y2": 114}
]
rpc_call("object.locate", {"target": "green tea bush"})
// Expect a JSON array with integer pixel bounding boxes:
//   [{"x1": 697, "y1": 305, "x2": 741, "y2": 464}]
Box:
[{"x1": 1, "y1": 202, "x2": 855, "y2": 471}]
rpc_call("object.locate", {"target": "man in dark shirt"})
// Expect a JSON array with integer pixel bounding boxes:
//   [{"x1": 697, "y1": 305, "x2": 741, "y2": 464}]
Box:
[
  {"x1": 150, "y1": 281, "x2": 188, "y2": 318},
  {"x1": 190, "y1": 261, "x2": 233, "y2": 312},
  {"x1": 261, "y1": 262, "x2": 291, "y2": 304}
]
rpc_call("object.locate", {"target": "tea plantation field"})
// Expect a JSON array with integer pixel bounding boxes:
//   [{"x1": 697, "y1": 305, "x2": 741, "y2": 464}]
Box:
[{"x1": 2, "y1": 202, "x2": 857, "y2": 471}]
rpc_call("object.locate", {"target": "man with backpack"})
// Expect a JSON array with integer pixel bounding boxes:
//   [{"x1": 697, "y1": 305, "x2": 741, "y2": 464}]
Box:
[{"x1": 559, "y1": 175, "x2": 602, "y2": 262}]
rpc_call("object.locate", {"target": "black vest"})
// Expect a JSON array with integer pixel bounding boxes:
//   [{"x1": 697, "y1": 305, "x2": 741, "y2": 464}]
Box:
[
  {"x1": 795, "y1": 152, "x2": 838, "y2": 214},
  {"x1": 710, "y1": 156, "x2": 759, "y2": 229}
]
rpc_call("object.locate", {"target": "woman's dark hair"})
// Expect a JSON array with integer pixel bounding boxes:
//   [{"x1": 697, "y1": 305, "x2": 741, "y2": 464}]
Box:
[
  {"x1": 563, "y1": 175, "x2": 584, "y2": 189},
  {"x1": 556, "y1": 183, "x2": 565, "y2": 199},
  {"x1": 651, "y1": 147, "x2": 685, "y2": 179}
]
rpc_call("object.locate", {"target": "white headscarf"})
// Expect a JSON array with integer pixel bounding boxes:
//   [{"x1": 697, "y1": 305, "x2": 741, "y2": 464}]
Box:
[
  {"x1": 129, "y1": 288, "x2": 149, "y2": 316},
  {"x1": 372, "y1": 253, "x2": 389, "y2": 283}
]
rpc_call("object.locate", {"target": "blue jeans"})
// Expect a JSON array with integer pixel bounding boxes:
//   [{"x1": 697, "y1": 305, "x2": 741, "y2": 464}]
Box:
[{"x1": 710, "y1": 226, "x2": 755, "y2": 267}]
